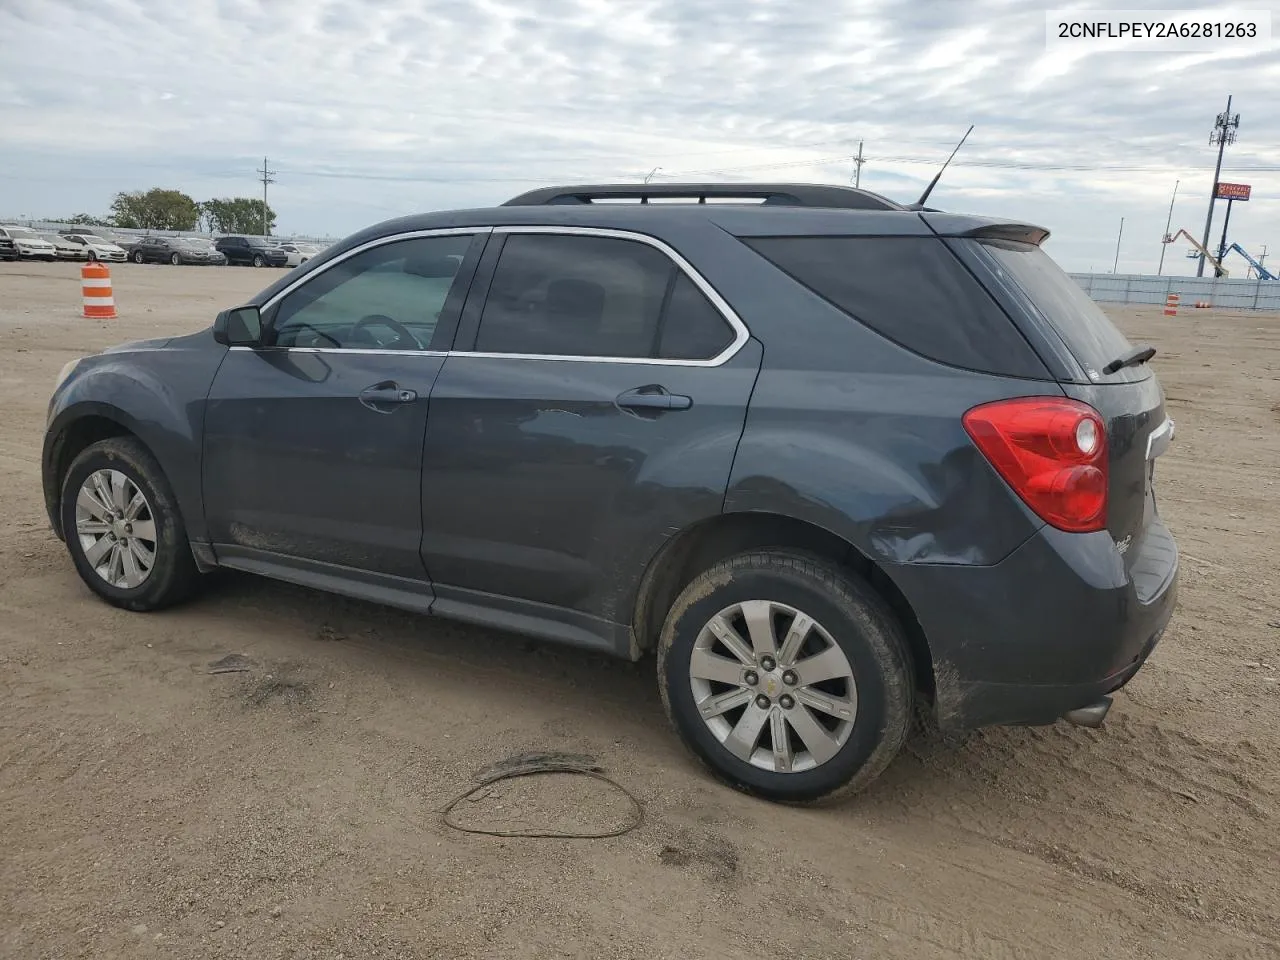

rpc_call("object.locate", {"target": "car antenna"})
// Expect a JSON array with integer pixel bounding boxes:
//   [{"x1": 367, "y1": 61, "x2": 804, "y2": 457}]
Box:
[{"x1": 907, "y1": 124, "x2": 974, "y2": 211}]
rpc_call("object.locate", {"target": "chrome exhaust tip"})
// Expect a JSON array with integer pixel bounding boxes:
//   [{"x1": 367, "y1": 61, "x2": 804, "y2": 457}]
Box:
[{"x1": 1063, "y1": 696, "x2": 1112, "y2": 728}]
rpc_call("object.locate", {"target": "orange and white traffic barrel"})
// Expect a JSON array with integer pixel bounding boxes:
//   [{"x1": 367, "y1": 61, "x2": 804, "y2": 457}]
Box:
[
  {"x1": 1162, "y1": 293, "x2": 1179, "y2": 317},
  {"x1": 81, "y1": 262, "x2": 117, "y2": 319}
]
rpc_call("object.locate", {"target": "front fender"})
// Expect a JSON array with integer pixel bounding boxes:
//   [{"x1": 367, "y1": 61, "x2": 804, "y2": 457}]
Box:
[{"x1": 43, "y1": 333, "x2": 226, "y2": 541}]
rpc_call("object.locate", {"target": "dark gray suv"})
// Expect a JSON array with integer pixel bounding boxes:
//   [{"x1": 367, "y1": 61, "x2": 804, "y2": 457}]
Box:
[{"x1": 42, "y1": 183, "x2": 1178, "y2": 802}]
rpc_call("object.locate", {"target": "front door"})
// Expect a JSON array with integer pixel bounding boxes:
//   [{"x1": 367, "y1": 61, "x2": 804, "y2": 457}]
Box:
[
  {"x1": 419, "y1": 228, "x2": 761, "y2": 631},
  {"x1": 202, "y1": 229, "x2": 486, "y2": 581}
]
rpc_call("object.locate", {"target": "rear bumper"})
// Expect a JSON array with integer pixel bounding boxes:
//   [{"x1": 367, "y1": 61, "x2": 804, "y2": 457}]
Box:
[{"x1": 888, "y1": 519, "x2": 1179, "y2": 732}]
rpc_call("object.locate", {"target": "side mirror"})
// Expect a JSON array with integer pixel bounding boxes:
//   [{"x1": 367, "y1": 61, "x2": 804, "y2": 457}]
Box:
[{"x1": 212, "y1": 305, "x2": 263, "y2": 347}]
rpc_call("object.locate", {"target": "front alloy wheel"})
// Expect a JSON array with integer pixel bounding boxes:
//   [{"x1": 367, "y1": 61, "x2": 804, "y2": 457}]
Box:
[
  {"x1": 75, "y1": 469, "x2": 157, "y2": 589},
  {"x1": 60, "y1": 436, "x2": 200, "y2": 611}
]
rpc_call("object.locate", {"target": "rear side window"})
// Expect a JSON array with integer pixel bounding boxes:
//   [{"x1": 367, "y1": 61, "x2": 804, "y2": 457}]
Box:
[
  {"x1": 473, "y1": 233, "x2": 734, "y2": 360},
  {"x1": 974, "y1": 239, "x2": 1135, "y2": 381},
  {"x1": 743, "y1": 236, "x2": 1048, "y2": 378}
]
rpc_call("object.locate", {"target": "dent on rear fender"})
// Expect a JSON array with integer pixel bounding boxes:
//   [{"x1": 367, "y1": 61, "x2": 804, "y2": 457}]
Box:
[{"x1": 726, "y1": 429, "x2": 1040, "y2": 566}]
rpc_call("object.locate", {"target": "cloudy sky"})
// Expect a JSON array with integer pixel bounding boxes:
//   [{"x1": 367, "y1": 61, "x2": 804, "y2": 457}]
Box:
[{"x1": 2, "y1": 0, "x2": 1278, "y2": 273}]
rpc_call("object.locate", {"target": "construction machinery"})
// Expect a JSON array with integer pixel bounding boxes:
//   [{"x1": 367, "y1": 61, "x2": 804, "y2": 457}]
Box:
[
  {"x1": 1163, "y1": 228, "x2": 1228, "y2": 275},
  {"x1": 1223, "y1": 243, "x2": 1276, "y2": 280}
]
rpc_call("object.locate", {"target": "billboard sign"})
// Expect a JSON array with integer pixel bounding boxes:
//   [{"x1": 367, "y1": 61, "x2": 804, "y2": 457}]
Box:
[{"x1": 1215, "y1": 182, "x2": 1252, "y2": 201}]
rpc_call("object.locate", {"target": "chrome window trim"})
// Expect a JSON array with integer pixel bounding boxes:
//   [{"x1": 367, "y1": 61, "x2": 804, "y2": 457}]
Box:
[
  {"x1": 236, "y1": 223, "x2": 750, "y2": 366},
  {"x1": 229, "y1": 346, "x2": 446, "y2": 357}
]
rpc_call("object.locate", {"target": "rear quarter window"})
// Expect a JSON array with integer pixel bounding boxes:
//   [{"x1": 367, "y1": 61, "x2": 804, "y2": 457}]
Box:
[
  {"x1": 743, "y1": 236, "x2": 1049, "y2": 379},
  {"x1": 972, "y1": 239, "x2": 1140, "y2": 382}
]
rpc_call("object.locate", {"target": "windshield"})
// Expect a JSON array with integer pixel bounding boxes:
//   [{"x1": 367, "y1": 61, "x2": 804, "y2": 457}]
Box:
[
  {"x1": 7, "y1": 228, "x2": 38, "y2": 239},
  {"x1": 246, "y1": 238, "x2": 269, "y2": 248},
  {"x1": 180, "y1": 238, "x2": 209, "y2": 247},
  {"x1": 977, "y1": 239, "x2": 1136, "y2": 381},
  {"x1": 79, "y1": 235, "x2": 109, "y2": 243}
]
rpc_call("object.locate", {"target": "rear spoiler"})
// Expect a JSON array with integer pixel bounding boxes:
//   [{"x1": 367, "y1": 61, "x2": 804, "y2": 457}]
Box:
[
  {"x1": 921, "y1": 213, "x2": 1050, "y2": 246},
  {"x1": 962, "y1": 223, "x2": 1051, "y2": 246}
]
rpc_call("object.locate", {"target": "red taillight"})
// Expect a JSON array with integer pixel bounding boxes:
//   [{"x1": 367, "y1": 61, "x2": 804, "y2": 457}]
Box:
[{"x1": 962, "y1": 397, "x2": 1108, "y2": 533}]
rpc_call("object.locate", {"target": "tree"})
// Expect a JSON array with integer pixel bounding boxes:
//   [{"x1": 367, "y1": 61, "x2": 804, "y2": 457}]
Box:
[
  {"x1": 64, "y1": 213, "x2": 114, "y2": 228},
  {"x1": 199, "y1": 197, "x2": 277, "y2": 236},
  {"x1": 109, "y1": 188, "x2": 200, "y2": 230}
]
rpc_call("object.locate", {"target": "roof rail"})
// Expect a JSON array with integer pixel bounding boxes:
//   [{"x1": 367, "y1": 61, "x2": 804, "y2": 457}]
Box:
[{"x1": 501, "y1": 182, "x2": 907, "y2": 211}]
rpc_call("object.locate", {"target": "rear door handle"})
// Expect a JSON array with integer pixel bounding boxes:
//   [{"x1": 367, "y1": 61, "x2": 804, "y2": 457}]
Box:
[
  {"x1": 615, "y1": 385, "x2": 692, "y2": 413},
  {"x1": 359, "y1": 381, "x2": 417, "y2": 412}
]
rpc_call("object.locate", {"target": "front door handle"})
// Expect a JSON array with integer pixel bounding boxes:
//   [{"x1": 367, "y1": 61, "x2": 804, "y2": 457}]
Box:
[
  {"x1": 615, "y1": 385, "x2": 693, "y2": 413},
  {"x1": 359, "y1": 381, "x2": 417, "y2": 412}
]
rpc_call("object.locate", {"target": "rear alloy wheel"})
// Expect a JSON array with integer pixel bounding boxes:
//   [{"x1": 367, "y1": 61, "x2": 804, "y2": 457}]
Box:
[
  {"x1": 132, "y1": 250, "x2": 145, "y2": 263},
  {"x1": 170, "y1": 252, "x2": 181, "y2": 265},
  {"x1": 658, "y1": 551, "x2": 913, "y2": 803},
  {"x1": 60, "y1": 437, "x2": 199, "y2": 611},
  {"x1": 252, "y1": 254, "x2": 265, "y2": 267}
]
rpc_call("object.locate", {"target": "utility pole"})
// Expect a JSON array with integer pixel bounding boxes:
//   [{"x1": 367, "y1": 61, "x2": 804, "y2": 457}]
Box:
[
  {"x1": 1113, "y1": 216, "x2": 1125, "y2": 274},
  {"x1": 852, "y1": 141, "x2": 865, "y2": 188},
  {"x1": 1157, "y1": 179, "x2": 1179, "y2": 275},
  {"x1": 257, "y1": 156, "x2": 276, "y2": 236},
  {"x1": 1198, "y1": 96, "x2": 1240, "y2": 277},
  {"x1": 1260, "y1": 244, "x2": 1268, "y2": 272}
]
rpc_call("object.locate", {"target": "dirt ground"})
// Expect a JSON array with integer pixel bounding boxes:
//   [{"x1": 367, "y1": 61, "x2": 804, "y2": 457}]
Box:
[{"x1": 1, "y1": 261, "x2": 1277, "y2": 960}]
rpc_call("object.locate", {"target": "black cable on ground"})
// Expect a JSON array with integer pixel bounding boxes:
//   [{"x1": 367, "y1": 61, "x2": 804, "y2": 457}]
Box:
[{"x1": 440, "y1": 752, "x2": 644, "y2": 839}]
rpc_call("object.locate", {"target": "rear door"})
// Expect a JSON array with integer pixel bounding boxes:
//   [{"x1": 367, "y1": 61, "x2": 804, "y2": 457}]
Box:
[
  {"x1": 202, "y1": 229, "x2": 486, "y2": 580},
  {"x1": 419, "y1": 226, "x2": 761, "y2": 628}
]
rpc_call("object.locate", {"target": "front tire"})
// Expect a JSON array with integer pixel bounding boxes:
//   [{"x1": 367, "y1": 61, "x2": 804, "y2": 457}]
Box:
[
  {"x1": 86, "y1": 250, "x2": 98, "y2": 262},
  {"x1": 132, "y1": 250, "x2": 144, "y2": 264},
  {"x1": 657, "y1": 551, "x2": 913, "y2": 803},
  {"x1": 60, "y1": 437, "x2": 199, "y2": 612},
  {"x1": 252, "y1": 254, "x2": 264, "y2": 267},
  {"x1": 170, "y1": 253, "x2": 181, "y2": 265}
]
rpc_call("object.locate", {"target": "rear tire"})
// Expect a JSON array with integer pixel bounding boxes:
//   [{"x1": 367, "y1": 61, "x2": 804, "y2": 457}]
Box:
[
  {"x1": 657, "y1": 551, "x2": 913, "y2": 803},
  {"x1": 60, "y1": 437, "x2": 199, "y2": 612}
]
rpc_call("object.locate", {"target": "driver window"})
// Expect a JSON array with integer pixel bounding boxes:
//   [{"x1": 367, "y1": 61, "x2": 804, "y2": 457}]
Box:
[{"x1": 270, "y1": 233, "x2": 475, "y2": 350}]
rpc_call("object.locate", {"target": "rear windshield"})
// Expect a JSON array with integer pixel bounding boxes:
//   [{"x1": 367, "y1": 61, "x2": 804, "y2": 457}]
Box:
[
  {"x1": 743, "y1": 235, "x2": 1050, "y2": 378},
  {"x1": 976, "y1": 240, "x2": 1134, "y2": 380}
]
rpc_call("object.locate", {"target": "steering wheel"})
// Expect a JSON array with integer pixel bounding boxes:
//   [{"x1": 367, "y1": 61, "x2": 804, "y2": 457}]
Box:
[{"x1": 348, "y1": 314, "x2": 421, "y2": 350}]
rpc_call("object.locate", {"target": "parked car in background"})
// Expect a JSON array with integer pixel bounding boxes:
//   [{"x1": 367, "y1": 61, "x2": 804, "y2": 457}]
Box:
[
  {"x1": 42, "y1": 234, "x2": 88, "y2": 260},
  {"x1": 214, "y1": 235, "x2": 289, "y2": 267},
  {"x1": 0, "y1": 231, "x2": 17, "y2": 261},
  {"x1": 0, "y1": 225, "x2": 58, "y2": 260},
  {"x1": 60, "y1": 233, "x2": 129, "y2": 263},
  {"x1": 275, "y1": 242, "x2": 322, "y2": 267},
  {"x1": 128, "y1": 236, "x2": 223, "y2": 265},
  {"x1": 181, "y1": 237, "x2": 227, "y2": 265},
  {"x1": 40, "y1": 182, "x2": 1179, "y2": 803}
]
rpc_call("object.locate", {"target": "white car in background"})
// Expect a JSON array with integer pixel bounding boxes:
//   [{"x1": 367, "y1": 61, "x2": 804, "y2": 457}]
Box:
[
  {"x1": 0, "y1": 225, "x2": 58, "y2": 261},
  {"x1": 275, "y1": 241, "x2": 322, "y2": 267},
  {"x1": 59, "y1": 233, "x2": 129, "y2": 262},
  {"x1": 42, "y1": 234, "x2": 87, "y2": 260}
]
